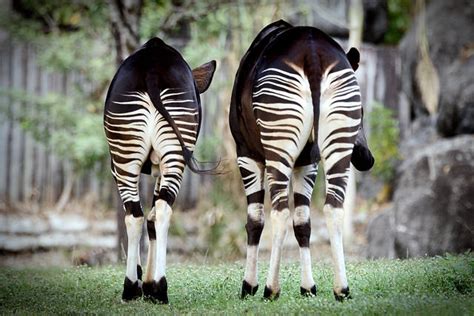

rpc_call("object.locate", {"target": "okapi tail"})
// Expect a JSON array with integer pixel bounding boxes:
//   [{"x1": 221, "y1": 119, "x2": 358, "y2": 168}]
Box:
[
  {"x1": 146, "y1": 74, "x2": 221, "y2": 175},
  {"x1": 351, "y1": 125, "x2": 375, "y2": 171},
  {"x1": 345, "y1": 47, "x2": 375, "y2": 171}
]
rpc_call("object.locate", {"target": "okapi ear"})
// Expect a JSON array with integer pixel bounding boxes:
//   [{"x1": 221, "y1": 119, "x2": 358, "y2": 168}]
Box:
[
  {"x1": 346, "y1": 47, "x2": 360, "y2": 71},
  {"x1": 192, "y1": 60, "x2": 217, "y2": 94}
]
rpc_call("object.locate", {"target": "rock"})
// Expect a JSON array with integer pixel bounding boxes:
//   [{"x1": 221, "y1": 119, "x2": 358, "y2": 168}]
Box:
[
  {"x1": 48, "y1": 213, "x2": 89, "y2": 232},
  {"x1": 293, "y1": 1, "x2": 388, "y2": 43},
  {"x1": 0, "y1": 211, "x2": 116, "y2": 252},
  {"x1": 399, "y1": 0, "x2": 474, "y2": 136},
  {"x1": 0, "y1": 214, "x2": 49, "y2": 234},
  {"x1": 392, "y1": 135, "x2": 474, "y2": 258},
  {"x1": 366, "y1": 208, "x2": 395, "y2": 259}
]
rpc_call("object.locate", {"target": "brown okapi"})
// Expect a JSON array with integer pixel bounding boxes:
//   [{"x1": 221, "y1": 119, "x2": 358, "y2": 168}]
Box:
[
  {"x1": 229, "y1": 20, "x2": 374, "y2": 300},
  {"x1": 104, "y1": 37, "x2": 216, "y2": 303}
]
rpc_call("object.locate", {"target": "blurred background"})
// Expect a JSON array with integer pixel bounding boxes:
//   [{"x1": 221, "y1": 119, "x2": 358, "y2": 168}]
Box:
[{"x1": 0, "y1": 0, "x2": 472, "y2": 267}]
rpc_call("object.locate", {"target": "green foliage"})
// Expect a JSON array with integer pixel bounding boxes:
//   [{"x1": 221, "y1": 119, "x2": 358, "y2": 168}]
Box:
[
  {"x1": 195, "y1": 134, "x2": 221, "y2": 162},
  {"x1": 139, "y1": 0, "x2": 171, "y2": 40},
  {"x1": 384, "y1": 0, "x2": 414, "y2": 44},
  {"x1": 0, "y1": 2, "x2": 112, "y2": 176},
  {"x1": 0, "y1": 254, "x2": 472, "y2": 314},
  {"x1": 0, "y1": 89, "x2": 108, "y2": 173},
  {"x1": 368, "y1": 102, "x2": 400, "y2": 183}
]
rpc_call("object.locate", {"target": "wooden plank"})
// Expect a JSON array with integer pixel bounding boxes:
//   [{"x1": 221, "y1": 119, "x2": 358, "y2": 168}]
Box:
[
  {"x1": 23, "y1": 44, "x2": 37, "y2": 202},
  {"x1": 0, "y1": 38, "x2": 10, "y2": 202},
  {"x1": 4, "y1": 39, "x2": 13, "y2": 203},
  {"x1": 31, "y1": 46, "x2": 41, "y2": 205},
  {"x1": 37, "y1": 67, "x2": 50, "y2": 203},
  {"x1": 9, "y1": 41, "x2": 23, "y2": 202},
  {"x1": 52, "y1": 72, "x2": 67, "y2": 202},
  {"x1": 46, "y1": 72, "x2": 56, "y2": 203},
  {"x1": 17, "y1": 43, "x2": 28, "y2": 202}
]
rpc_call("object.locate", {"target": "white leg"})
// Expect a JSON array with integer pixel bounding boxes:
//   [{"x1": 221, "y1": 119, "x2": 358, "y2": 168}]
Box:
[
  {"x1": 144, "y1": 208, "x2": 156, "y2": 284},
  {"x1": 323, "y1": 204, "x2": 350, "y2": 299},
  {"x1": 265, "y1": 208, "x2": 290, "y2": 298},
  {"x1": 125, "y1": 214, "x2": 144, "y2": 282},
  {"x1": 294, "y1": 205, "x2": 316, "y2": 293},
  {"x1": 142, "y1": 199, "x2": 172, "y2": 304},
  {"x1": 243, "y1": 203, "x2": 264, "y2": 288},
  {"x1": 121, "y1": 212, "x2": 144, "y2": 301},
  {"x1": 292, "y1": 164, "x2": 317, "y2": 295},
  {"x1": 144, "y1": 173, "x2": 160, "y2": 284},
  {"x1": 153, "y1": 199, "x2": 172, "y2": 281},
  {"x1": 299, "y1": 247, "x2": 315, "y2": 290},
  {"x1": 238, "y1": 157, "x2": 265, "y2": 298}
]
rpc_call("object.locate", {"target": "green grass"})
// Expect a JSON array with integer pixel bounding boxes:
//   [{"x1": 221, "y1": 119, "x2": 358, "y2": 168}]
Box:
[{"x1": 0, "y1": 253, "x2": 473, "y2": 315}]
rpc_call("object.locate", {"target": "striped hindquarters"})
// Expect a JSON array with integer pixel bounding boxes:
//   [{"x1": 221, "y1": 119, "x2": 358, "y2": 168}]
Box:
[
  {"x1": 319, "y1": 67, "x2": 362, "y2": 206},
  {"x1": 104, "y1": 89, "x2": 199, "y2": 203},
  {"x1": 252, "y1": 66, "x2": 314, "y2": 208}
]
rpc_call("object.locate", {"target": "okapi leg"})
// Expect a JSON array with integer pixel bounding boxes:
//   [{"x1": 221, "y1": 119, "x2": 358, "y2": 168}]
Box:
[
  {"x1": 144, "y1": 176, "x2": 160, "y2": 292},
  {"x1": 317, "y1": 65, "x2": 362, "y2": 300},
  {"x1": 292, "y1": 163, "x2": 318, "y2": 296},
  {"x1": 112, "y1": 163, "x2": 145, "y2": 301},
  {"x1": 264, "y1": 165, "x2": 292, "y2": 300},
  {"x1": 238, "y1": 157, "x2": 265, "y2": 298},
  {"x1": 122, "y1": 200, "x2": 144, "y2": 301},
  {"x1": 143, "y1": 198, "x2": 172, "y2": 304},
  {"x1": 143, "y1": 159, "x2": 183, "y2": 304},
  {"x1": 322, "y1": 156, "x2": 352, "y2": 301}
]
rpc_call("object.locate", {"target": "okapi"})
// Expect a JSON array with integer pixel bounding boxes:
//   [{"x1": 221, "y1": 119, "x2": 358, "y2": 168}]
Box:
[
  {"x1": 104, "y1": 37, "x2": 216, "y2": 303},
  {"x1": 229, "y1": 20, "x2": 374, "y2": 300}
]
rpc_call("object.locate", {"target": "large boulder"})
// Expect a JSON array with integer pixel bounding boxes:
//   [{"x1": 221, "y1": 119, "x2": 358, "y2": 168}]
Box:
[
  {"x1": 393, "y1": 135, "x2": 474, "y2": 257},
  {"x1": 367, "y1": 135, "x2": 474, "y2": 258},
  {"x1": 366, "y1": 208, "x2": 395, "y2": 259},
  {"x1": 399, "y1": 0, "x2": 474, "y2": 136}
]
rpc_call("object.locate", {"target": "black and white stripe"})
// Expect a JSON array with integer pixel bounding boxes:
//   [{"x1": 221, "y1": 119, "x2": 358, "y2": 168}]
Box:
[
  {"x1": 105, "y1": 89, "x2": 198, "y2": 205},
  {"x1": 253, "y1": 66, "x2": 314, "y2": 209},
  {"x1": 319, "y1": 67, "x2": 361, "y2": 206},
  {"x1": 104, "y1": 37, "x2": 216, "y2": 304},
  {"x1": 230, "y1": 22, "x2": 374, "y2": 301}
]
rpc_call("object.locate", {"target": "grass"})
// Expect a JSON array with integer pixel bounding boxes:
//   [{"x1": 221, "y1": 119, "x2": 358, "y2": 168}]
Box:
[{"x1": 0, "y1": 253, "x2": 473, "y2": 315}]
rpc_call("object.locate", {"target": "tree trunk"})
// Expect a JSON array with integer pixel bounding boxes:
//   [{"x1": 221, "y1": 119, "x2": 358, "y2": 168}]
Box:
[
  {"x1": 54, "y1": 163, "x2": 74, "y2": 212},
  {"x1": 108, "y1": 0, "x2": 144, "y2": 65}
]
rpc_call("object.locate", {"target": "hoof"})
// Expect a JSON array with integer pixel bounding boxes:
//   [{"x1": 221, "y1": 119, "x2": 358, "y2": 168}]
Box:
[
  {"x1": 143, "y1": 277, "x2": 169, "y2": 304},
  {"x1": 122, "y1": 277, "x2": 143, "y2": 301},
  {"x1": 300, "y1": 285, "x2": 317, "y2": 297},
  {"x1": 334, "y1": 287, "x2": 352, "y2": 302},
  {"x1": 263, "y1": 285, "x2": 280, "y2": 301},
  {"x1": 241, "y1": 280, "x2": 259, "y2": 299}
]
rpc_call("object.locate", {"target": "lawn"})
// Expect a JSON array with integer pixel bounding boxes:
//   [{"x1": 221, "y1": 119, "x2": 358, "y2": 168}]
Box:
[{"x1": 0, "y1": 253, "x2": 473, "y2": 315}]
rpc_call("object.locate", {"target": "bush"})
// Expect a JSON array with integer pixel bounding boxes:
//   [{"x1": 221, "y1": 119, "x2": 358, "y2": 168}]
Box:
[{"x1": 368, "y1": 102, "x2": 400, "y2": 184}]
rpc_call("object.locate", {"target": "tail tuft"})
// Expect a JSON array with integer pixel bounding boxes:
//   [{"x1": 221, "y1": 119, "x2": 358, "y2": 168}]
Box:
[
  {"x1": 351, "y1": 144, "x2": 374, "y2": 171},
  {"x1": 182, "y1": 147, "x2": 226, "y2": 175}
]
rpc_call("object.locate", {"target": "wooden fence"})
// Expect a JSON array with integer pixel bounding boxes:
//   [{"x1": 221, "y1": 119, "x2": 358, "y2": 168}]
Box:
[{"x1": 0, "y1": 36, "x2": 402, "y2": 210}]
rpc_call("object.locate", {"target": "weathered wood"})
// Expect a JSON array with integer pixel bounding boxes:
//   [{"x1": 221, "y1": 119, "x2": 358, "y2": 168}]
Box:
[
  {"x1": 0, "y1": 38, "x2": 10, "y2": 202},
  {"x1": 9, "y1": 41, "x2": 24, "y2": 202},
  {"x1": 23, "y1": 44, "x2": 36, "y2": 202},
  {"x1": 38, "y1": 68, "x2": 50, "y2": 203}
]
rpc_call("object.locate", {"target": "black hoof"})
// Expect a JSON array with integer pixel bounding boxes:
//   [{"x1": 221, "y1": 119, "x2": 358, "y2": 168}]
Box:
[
  {"x1": 300, "y1": 285, "x2": 317, "y2": 297},
  {"x1": 241, "y1": 280, "x2": 259, "y2": 299},
  {"x1": 122, "y1": 277, "x2": 143, "y2": 301},
  {"x1": 334, "y1": 287, "x2": 352, "y2": 302},
  {"x1": 263, "y1": 285, "x2": 280, "y2": 300},
  {"x1": 143, "y1": 277, "x2": 169, "y2": 304}
]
